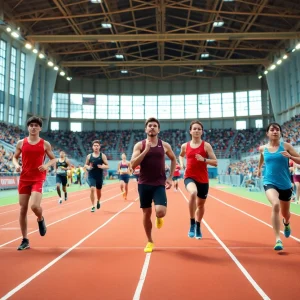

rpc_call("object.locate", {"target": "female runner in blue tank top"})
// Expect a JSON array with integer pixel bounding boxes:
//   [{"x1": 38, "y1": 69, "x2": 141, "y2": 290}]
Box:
[
  {"x1": 117, "y1": 153, "x2": 132, "y2": 200},
  {"x1": 258, "y1": 123, "x2": 300, "y2": 251}
]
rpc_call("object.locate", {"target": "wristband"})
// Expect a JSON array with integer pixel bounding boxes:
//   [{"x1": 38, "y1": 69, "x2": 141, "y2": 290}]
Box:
[{"x1": 203, "y1": 158, "x2": 206, "y2": 162}]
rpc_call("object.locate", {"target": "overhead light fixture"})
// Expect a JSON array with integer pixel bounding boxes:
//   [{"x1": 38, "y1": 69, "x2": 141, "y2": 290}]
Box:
[
  {"x1": 25, "y1": 43, "x2": 32, "y2": 49},
  {"x1": 47, "y1": 61, "x2": 54, "y2": 67},
  {"x1": 196, "y1": 68, "x2": 204, "y2": 73},
  {"x1": 292, "y1": 48, "x2": 296, "y2": 52},
  {"x1": 101, "y1": 22, "x2": 112, "y2": 29},
  {"x1": 60, "y1": 71, "x2": 65, "y2": 76},
  {"x1": 66, "y1": 77, "x2": 72, "y2": 81},
  {"x1": 276, "y1": 59, "x2": 282, "y2": 65},
  {"x1": 268, "y1": 64, "x2": 276, "y2": 70},
  {"x1": 264, "y1": 70, "x2": 268, "y2": 75},
  {"x1": 201, "y1": 52, "x2": 209, "y2": 58},
  {"x1": 213, "y1": 19, "x2": 224, "y2": 27},
  {"x1": 258, "y1": 75, "x2": 262, "y2": 79},
  {"x1": 6, "y1": 27, "x2": 12, "y2": 33},
  {"x1": 282, "y1": 54, "x2": 288, "y2": 59},
  {"x1": 296, "y1": 43, "x2": 300, "y2": 50},
  {"x1": 115, "y1": 54, "x2": 124, "y2": 59},
  {"x1": 207, "y1": 39, "x2": 215, "y2": 42},
  {"x1": 120, "y1": 70, "x2": 128, "y2": 74},
  {"x1": 223, "y1": 0, "x2": 235, "y2": 2},
  {"x1": 90, "y1": 0, "x2": 102, "y2": 3},
  {"x1": 54, "y1": 66, "x2": 59, "y2": 71},
  {"x1": 38, "y1": 53, "x2": 45, "y2": 59},
  {"x1": 11, "y1": 31, "x2": 20, "y2": 39},
  {"x1": 33, "y1": 48, "x2": 38, "y2": 54}
]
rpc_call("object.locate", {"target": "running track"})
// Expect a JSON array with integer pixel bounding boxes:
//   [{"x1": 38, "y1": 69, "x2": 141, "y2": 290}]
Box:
[{"x1": 0, "y1": 182, "x2": 300, "y2": 300}]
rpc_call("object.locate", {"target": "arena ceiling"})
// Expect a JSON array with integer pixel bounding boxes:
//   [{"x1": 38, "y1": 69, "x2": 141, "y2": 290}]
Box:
[{"x1": 2, "y1": 0, "x2": 300, "y2": 80}]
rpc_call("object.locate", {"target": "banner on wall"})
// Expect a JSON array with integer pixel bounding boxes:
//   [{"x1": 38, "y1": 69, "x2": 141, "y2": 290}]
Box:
[
  {"x1": 83, "y1": 96, "x2": 95, "y2": 105},
  {"x1": 0, "y1": 176, "x2": 20, "y2": 188}
]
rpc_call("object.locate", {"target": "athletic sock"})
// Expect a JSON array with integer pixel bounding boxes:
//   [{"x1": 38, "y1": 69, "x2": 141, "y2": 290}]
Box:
[
  {"x1": 190, "y1": 218, "x2": 195, "y2": 225},
  {"x1": 64, "y1": 192, "x2": 67, "y2": 198},
  {"x1": 196, "y1": 221, "x2": 200, "y2": 229}
]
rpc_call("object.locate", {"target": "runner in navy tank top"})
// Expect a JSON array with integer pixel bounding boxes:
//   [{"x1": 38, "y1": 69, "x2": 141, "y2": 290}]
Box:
[
  {"x1": 84, "y1": 140, "x2": 109, "y2": 212},
  {"x1": 258, "y1": 122, "x2": 300, "y2": 251},
  {"x1": 179, "y1": 120, "x2": 218, "y2": 240},
  {"x1": 118, "y1": 153, "x2": 132, "y2": 200},
  {"x1": 131, "y1": 117, "x2": 177, "y2": 253},
  {"x1": 12, "y1": 116, "x2": 56, "y2": 251}
]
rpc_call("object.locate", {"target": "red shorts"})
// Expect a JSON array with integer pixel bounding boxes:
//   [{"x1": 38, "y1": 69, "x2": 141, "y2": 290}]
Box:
[{"x1": 18, "y1": 180, "x2": 44, "y2": 195}]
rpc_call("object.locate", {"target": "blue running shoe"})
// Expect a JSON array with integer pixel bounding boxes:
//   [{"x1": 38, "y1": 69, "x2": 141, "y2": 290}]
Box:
[
  {"x1": 283, "y1": 219, "x2": 291, "y2": 238},
  {"x1": 274, "y1": 240, "x2": 283, "y2": 251},
  {"x1": 195, "y1": 226, "x2": 202, "y2": 240},
  {"x1": 188, "y1": 224, "x2": 195, "y2": 238}
]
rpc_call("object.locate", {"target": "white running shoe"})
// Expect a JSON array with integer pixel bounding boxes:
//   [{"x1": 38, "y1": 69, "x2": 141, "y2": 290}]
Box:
[{"x1": 58, "y1": 198, "x2": 62, "y2": 204}]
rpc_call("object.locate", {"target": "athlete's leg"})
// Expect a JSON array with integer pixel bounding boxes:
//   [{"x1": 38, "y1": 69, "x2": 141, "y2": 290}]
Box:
[
  {"x1": 19, "y1": 194, "x2": 30, "y2": 238},
  {"x1": 142, "y1": 207, "x2": 153, "y2": 243},
  {"x1": 30, "y1": 192, "x2": 43, "y2": 221},
  {"x1": 184, "y1": 180, "x2": 197, "y2": 219},
  {"x1": 90, "y1": 187, "x2": 95, "y2": 207},
  {"x1": 295, "y1": 182, "x2": 300, "y2": 203}
]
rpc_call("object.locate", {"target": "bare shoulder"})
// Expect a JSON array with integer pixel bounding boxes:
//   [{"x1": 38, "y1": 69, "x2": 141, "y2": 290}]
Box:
[
  {"x1": 44, "y1": 140, "x2": 51, "y2": 148},
  {"x1": 134, "y1": 141, "x2": 143, "y2": 150},
  {"x1": 181, "y1": 142, "x2": 187, "y2": 149},
  {"x1": 259, "y1": 144, "x2": 266, "y2": 153},
  {"x1": 283, "y1": 142, "x2": 292, "y2": 150},
  {"x1": 204, "y1": 141, "x2": 213, "y2": 150}
]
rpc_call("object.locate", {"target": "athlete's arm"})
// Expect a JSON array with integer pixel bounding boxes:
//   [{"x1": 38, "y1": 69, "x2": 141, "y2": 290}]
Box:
[
  {"x1": 39, "y1": 141, "x2": 56, "y2": 171},
  {"x1": 12, "y1": 140, "x2": 23, "y2": 172},
  {"x1": 84, "y1": 154, "x2": 92, "y2": 170},
  {"x1": 65, "y1": 158, "x2": 71, "y2": 170},
  {"x1": 203, "y1": 143, "x2": 218, "y2": 167},
  {"x1": 178, "y1": 143, "x2": 186, "y2": 169},
  {"x1": 128, "y1": 161, "x2": 133, "y2": 174},
  {"x1": 117, "y1": 161, "x2": 121, "y2": 174},
  {"x1": 98, "y1": 153, "x2": 109, "y2": 169},
  {"x1": 130, "y1": 141, "x2": 151, "y2": 169},
  {"x1": 257, "y1": 146, "x2": 264, "y2": 177},
  {"x1": 281, "y1": 143, "x2": 300, "y2": 164},
  {"x1": 164, "y1": 142, "x2": 176, "y2": 189}
]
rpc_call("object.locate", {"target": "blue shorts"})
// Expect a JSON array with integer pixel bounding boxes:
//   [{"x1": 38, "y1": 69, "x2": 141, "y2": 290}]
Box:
[
  {"x1": 119, "y1": 174, "x2": 130, "y2": 184},
  {"x1": 87, "y1": 177, "x2": 103, "y2": 190},
  {"x1": 56, "y1": 175, "x2": 67, "y2": 186},
  {"x1": 184, "y1": 178, "x2": 209, "y2": 199}
]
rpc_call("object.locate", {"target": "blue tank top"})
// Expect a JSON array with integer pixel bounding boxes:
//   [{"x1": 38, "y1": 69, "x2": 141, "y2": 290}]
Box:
[{"x1": 263, "y1": 142, "x2": 292, "y2": 190}]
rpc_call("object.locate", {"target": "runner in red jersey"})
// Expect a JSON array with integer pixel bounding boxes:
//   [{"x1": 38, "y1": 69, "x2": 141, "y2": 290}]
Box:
[
  {"x1": 172, "y1": 161, "x2": 181, "y2": 192},
  {"x1": 131, "y1": 117, "x2": 176, "y2": 253},
  {"x1": 179, "y1": 120, "x2": 218, "y2": 240},
  {"x1": 12, "y1": 116, "x2": 56, "y2": 251}
]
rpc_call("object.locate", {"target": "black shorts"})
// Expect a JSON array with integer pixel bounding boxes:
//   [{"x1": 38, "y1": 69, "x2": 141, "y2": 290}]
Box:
[
  {"x1": 56, "y1": 175, "x2": 67, "y2": 187},
  {"x1": 134, "y1": 175, "x2": 139, "y2": 181},
  {"x1": 119, "y1": 174, "x2": 130, "y2": 184},
  {"x1": 263, "y1": 184, "x2": 293, "y2": 201},
  {"x1": 184, "y1": 178, "x2": 209, "y2": 199},
  {"x1": 138, "y1": 184, "x2": 167, "y2": 208},
  {"x1": 172, "y1": 176, "x2": 180, "y2": 181},
  {"x1": 87, "y1": 177, "x2": 103, "y2": 190}
]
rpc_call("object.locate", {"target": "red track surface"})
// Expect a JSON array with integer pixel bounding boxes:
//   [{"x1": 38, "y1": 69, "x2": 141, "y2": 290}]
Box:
[{"x1": 1, "y1": 182, "x2": 300, "y2": 299}]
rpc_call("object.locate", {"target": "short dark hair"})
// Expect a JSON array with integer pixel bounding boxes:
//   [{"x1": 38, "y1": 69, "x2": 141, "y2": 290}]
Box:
[
  {"x1": 145, "y1": 117, "x2": 160, "y2": 129},
  {"x1": 92, "y1": 140, "x2": 101, "y2": 146},
  {"x1": 266, "y1": 122, "x2": 282, "y2": 133},
  {"x1": 27, "y1": 116, "x2": 42, "y2": 127},
  {"x1": 189, "y1": 120, "x2": 203, "y2": 131}
]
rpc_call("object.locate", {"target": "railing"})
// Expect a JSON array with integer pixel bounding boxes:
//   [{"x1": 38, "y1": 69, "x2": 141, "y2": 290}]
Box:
[{"x1": 218, "y1": 174, "x2": 264, "y2": 192}]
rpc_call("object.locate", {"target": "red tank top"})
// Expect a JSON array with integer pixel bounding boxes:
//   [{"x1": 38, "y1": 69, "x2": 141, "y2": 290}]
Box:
[
  {"x1": 184, "y1": 141, "x2": 208, "y2": 183},
  {"x1": 139, "y1": 139, "x2": 166, "y2": 186},
  {"x1": 173, "y1": 164, "x2": 181, "y2": 177},
  {"x1": 20, "y1": 137, "x2": 46, "y2": 181}
]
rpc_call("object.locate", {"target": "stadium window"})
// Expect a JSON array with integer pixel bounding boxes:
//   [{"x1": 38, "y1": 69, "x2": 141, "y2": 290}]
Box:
[
  {"x1": 70, "y1": 122, "x2": 82, "y2": 132},
  {"x1": 82, "y1": 94, "x2": 95, "y2": 119},
  {"x1": 158, "y1": 95, "x2": 170, "y2": 119},
  {"x1": 171, "y1": 95, "x2": 184, "y2": 119},
  {"x1": 108, "y1": 95, "x2": 119, "y2": 119},
  {"x1": 8, "y1": 106, "x2": 14, "y2": 123},
  {"x1": 0, "y1": 103, "x2": 4, "y2": 121},
  {"x1": 36, "y1": 65, "x2": 42, "y2": 115},
  {"x1": 255, "y1": 119, "x2": 263, "y2": 129},
  {"x1": 222, "y1": 93, "x2": 234, "y2": 117},
  {"x1": 9, "y1": 47, "x2": 17, "y2": 96},
  {"x1": 120, "y1": 95, "x2": 133, "y2": 119},
  {"x1": 70, "y1": 94, "x2": 83, "y2": 118},
  {"x1": 0, "y1": 40, "x2": 7, "y2": 92},
  {"x1": 198, "y1": 94, "x2": 210, "y2": 118},
  {"x1": 248, "y1": 90, "x2": 262, "y2": 116},
  {"x1": 235, "y1": 91, "x2": 248, "y2": 116},
  {"x1": 236, "y1": 120, "x2": 246, "y2": 130},
  {"x1": 96, "y1": 95, "x2": 108, "y2": 119},
  {"x1": 145, "y1": 96, "x2": 157, "y2": 119},
  {"x1": 210, "y1": 93, "x2": 222, "y2": 118},
  {"x1": 185, "y1": 94, "x2": 197, "y2": 119},
  {"x1": 52, "y1": 93, "x2": 68, "y2": 118},
  {"x1": 133, "y1": 96, "x2": 144, "y2": 119},
  {"x1": 51, "y1": 121, "x2": 59, "y2": 130},
  {"x1": 19, "y1": 52, "x2": 26, "y2": 125}
]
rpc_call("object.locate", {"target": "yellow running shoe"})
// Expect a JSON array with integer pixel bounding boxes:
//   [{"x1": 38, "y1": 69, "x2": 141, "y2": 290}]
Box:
[
  {"x1": 155, "y1": 217, "x2": 164, "y2": 229},
  {"x1": 144, "y1": 242, "x2": 154, "y2": 253}
]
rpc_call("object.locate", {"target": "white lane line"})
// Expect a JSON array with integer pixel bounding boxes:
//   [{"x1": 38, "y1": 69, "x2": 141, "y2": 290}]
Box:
[
  {"x1": 0, "y1": 197, "x2": 139, "y2": 300},
  {"x1": 209, "y1": 194, "x2": 300, "y2": 243},
  {"x1": 179, "y1": 188, "x2": 270, "y2": 300},
  {"x1": 0, "y1": 190, "x2": 132, "y2": 248},
  {"x1": 210, "y1": 187, "x2": 300, "y2": 216},
  {"x1": 133, "y1": 253, "x2": 151, "y2": 300}
]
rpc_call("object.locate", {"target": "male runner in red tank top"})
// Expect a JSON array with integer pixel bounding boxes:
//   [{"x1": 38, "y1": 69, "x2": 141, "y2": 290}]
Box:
[
  {"x1": 179, "y1": 120, "x2": 218, "y2": 240},
  {"x1": 131, "y1": 117, "x2": 176, "y2": 253},
  {"x1": 13, "y1": 116, "x2": 56, "y2": 250}
]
